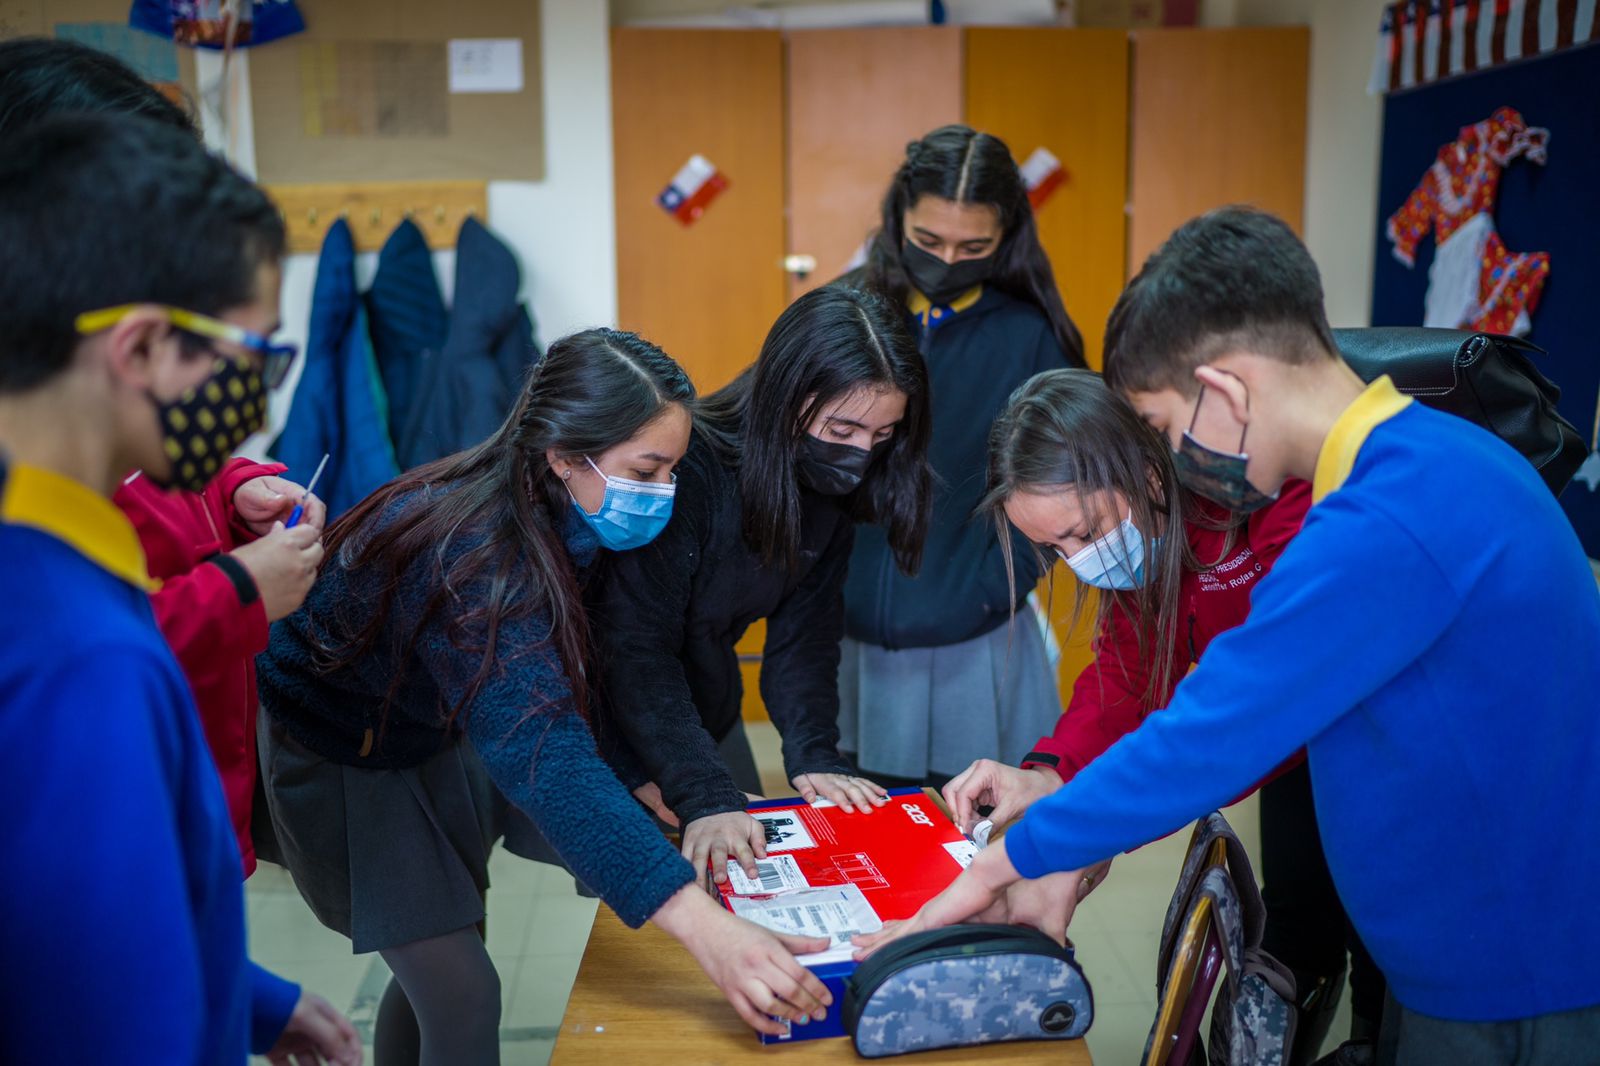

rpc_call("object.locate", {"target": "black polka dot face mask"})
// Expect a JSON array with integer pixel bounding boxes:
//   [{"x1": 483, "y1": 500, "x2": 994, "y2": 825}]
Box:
[{"x1": 150, "y1": 353, "x2": 267, "y2": 493}]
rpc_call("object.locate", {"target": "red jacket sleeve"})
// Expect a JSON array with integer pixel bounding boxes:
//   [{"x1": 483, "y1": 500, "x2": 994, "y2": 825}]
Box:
[
  {"x1": 149, "y1": 562, "x2": 270, "y2": 690},
  {"x1": 1248, "y1": 478, "x2": 1313, "y2": 566},
  {"x1": 205, "y1": 457, "x2": 288, "y2": 548},
  {"x1": 1021, "y1": 601, "x2": 1182, "y2": 784}
]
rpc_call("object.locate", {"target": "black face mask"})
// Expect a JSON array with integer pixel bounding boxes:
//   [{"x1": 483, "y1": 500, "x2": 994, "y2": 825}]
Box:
[
  {"x1": 900, "y1": 240, "x2": 994, "y2": 306},
  {"x1": 797, "y1": 435, "x2": 877, "y2": 496}
]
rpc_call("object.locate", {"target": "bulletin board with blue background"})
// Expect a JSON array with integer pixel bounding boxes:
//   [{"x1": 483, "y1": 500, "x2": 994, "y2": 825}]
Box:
[{"x1": 1370, "y1": 42, "x2": 1600, "y2": 558}]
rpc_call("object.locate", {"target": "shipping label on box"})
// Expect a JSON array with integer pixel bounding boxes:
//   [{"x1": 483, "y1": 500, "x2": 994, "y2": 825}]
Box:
[{"x1": 714, "y1": 789, "x2": 971, "y2": 1044}]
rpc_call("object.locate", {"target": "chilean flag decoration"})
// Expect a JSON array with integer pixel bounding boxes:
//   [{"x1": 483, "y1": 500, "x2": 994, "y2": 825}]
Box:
[
  {"x1": 656, "y1": 154, "x2": 730, "y2": 226},
  {"x1": 1020, "y1": 146, "x2": 1068, "y2": 211}
]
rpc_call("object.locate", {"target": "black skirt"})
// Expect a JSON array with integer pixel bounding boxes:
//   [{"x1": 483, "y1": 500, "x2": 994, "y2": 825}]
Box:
[{"x1": 257, "y1": 712, "x2": 506, "y2": 953}]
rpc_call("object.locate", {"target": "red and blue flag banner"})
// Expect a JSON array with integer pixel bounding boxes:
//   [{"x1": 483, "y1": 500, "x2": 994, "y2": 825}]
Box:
[
  {"x1": 656, "y1": 154, "x2": 730, "y2": 226},
  {"x1": 1019, "y1": 146, "x2": 1067, "y2": 211},
  {"x1": 1370, "y1": 0, "x2": 1596, "y2": 95}
]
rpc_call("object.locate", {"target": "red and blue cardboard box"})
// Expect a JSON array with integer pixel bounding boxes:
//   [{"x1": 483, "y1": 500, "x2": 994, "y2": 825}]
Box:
[{"x1": 712, "y1": 788, "x2": 976, "y2": 1044}]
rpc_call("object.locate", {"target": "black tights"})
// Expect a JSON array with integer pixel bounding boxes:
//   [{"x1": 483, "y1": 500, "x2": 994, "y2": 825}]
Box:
[{"x1": 374, "y1": 924, "x2": 502, "y2": 1066}]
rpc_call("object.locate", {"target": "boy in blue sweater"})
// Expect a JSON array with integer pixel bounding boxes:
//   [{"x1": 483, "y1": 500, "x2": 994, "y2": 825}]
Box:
[
  {"x1": 0, "y1": 115, "x2": 359, "y2": 1064},
  {"x1": 856, "y1": 207, "x2": 1600, "y2": 1062}
]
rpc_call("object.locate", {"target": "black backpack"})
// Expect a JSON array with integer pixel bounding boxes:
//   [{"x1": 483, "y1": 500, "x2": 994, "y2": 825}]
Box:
[{"x1": 1334, "y1": 328, "x2": 1586, "y2": 496}]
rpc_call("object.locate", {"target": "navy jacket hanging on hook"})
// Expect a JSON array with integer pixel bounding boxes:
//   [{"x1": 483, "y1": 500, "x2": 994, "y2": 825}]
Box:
[
  {"x1": 394, "y1": 216, "x2": 541, "y2": 469},
  {"x1": 366, "y1": 218, "x2": 449, "y2": 454},
  {"x1": 270, "y1": 219, "x2": 399, "y2": 518},
  {"x1": 130, "y1": 1, "x2": 305, "y2": 48}
]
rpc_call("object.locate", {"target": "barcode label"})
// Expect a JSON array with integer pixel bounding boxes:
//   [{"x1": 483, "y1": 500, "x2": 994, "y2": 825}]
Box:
[
  {"x1": 725, "y1": 853, "x2": 810, "y2": 896},
  {"x1": 729, "y1": 884, "x2": 883, "y2": 954}
]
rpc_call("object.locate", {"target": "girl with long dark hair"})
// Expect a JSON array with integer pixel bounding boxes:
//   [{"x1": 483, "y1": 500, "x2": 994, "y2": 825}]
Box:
[
  {"x1": 939, "y1": 369, "x2": 1382, "y2": 1061},
  {"x1": 255, "y1": 330, "x2": 834, "y2": 1065},
  {"x1": 591, "y1": 285, "x2": 932, "y2": 883},
  {"x1": 838, "y1": 124, "x2": 1086, "y2": 789}
]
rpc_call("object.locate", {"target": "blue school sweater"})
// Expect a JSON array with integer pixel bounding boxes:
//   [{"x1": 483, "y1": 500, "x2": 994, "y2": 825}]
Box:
[
  {"x1": 0, "y1": 462, "x2": 299, "y2": 1064},
  {"x1": 1006, "y1": 378, "x2": 1600, "y2": 1023}
]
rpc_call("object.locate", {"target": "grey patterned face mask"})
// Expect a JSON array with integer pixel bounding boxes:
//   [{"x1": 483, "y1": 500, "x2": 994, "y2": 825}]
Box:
[
  {"x1": 1174, "y1": 385, "x2": 1279, "y2": 513},
  {"x1": 844, "y1": 924, "x2": 1093, "y2": 1058}
]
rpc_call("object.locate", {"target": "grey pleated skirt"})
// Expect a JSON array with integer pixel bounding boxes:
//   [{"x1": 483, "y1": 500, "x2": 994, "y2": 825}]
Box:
[
  {"x1": 255, "y1": 712, "x2": 568, "y2": 954},
  {"x1": 837, "y1": 607, "x2": 1063, "y2": 781}
]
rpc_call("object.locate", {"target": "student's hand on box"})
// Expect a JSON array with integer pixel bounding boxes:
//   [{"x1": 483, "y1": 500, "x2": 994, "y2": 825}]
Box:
[
  {"x1": 999, "y1": 859, "x2": 1111, "y2": 946},
  {"x1": 633, "y1": 781, "x2": 680, "y2": 827},
  {"x1": 851, "y1": 838, "x2": 1024, "y2": 960},
  {"x1": 942, "y1": 758, "x2": 1062, "y2": 835},
  {"x1": 792, "y1": 772, "x2": 889, "y2": 813},
  {"x1": 681, "y1": 810, "x2": 766, "y2": 884},
  {"x1": 235, "y1": 475, "x2": 326, "y2": 535},
  {"x1": 230, "y1": 521, "x2": 324, "y2": 622},
  {"x1": 653, "y1": 883, "x2": 833, "y2": 1035},
  {"x1": 264, "y1": 989, "x2": 362, "y2": 1066}
]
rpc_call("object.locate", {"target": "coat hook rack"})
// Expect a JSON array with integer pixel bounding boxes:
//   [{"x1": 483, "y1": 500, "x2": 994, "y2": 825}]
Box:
[{"x1": 264, "y1": 180, "x2": 490, "y2": 254}]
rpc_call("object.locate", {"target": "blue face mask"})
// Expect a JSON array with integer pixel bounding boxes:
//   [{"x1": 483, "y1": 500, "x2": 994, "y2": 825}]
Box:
[
  {"x1": 567, "y1": 456, "x2": 675, "y2": 551},
  {"x1": 1057, "y1": 516, "x2": 1158, "y2": 590}
]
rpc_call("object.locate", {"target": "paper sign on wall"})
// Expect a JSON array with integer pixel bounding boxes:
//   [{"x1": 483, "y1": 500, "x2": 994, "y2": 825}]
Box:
[
  {"x1": 448, "y1": 38, "x2": 523, "y2": 94},
  {"x1": 656, "y1": 154, "x2": 729, "y2": 226},
  {"x1": 1021, "y1": 146, "x2": 1068, "y2": 210}
]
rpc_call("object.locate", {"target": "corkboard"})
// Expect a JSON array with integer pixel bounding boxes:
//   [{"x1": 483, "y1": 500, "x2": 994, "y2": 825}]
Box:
[
  {"x1": 247, "y1": 0, "x2": 543, "y2": 184},
  {"x1": 0, "y1": 0, "x2": 199, "y2": 101}
]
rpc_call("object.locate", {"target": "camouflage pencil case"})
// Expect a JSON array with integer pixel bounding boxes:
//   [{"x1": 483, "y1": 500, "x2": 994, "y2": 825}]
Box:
[{"x1": 843, "y1": 924, "x2": 1094, "y2": 1058}]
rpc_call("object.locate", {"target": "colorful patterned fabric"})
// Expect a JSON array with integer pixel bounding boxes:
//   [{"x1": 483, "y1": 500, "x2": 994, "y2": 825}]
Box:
[{"x1": 1385, "y1": 106, "x2": 1550, "y2": 336}]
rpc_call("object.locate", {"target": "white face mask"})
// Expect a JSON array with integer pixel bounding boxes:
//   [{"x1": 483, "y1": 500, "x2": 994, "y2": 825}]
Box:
[{"x1": 1056, "y1": 516, "x2": 1157, "y2": 591}]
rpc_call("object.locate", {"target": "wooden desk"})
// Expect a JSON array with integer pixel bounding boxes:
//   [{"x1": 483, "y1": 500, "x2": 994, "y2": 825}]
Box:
[{"x1": 552, "y1": 907, "x2": 1093, "y2": 1065}]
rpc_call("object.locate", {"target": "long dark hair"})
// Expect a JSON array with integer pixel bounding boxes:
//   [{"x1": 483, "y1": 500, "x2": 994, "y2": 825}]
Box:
[
  {"x1": 314, "y1": 329, "x2": 694, "y2": 732},
  {"x1": 698, "y1": 285, "x2": 932, "y2": 574},
  {"x1": 981, "y1": 369, "x2": 1229, "y2": 709},
  {"x1": 856, "y1": 124, "x2": 1085, "y2": 365}
]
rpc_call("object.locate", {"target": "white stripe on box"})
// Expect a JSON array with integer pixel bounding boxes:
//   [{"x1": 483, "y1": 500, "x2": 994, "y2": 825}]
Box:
[{"x1": 1477, "y1": 0, "x2": 1495, "y2": 66}]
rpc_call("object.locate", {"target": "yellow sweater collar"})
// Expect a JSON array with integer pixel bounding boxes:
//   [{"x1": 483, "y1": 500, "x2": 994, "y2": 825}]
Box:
[
  {"x1": 0, "y1": 463, "x2": 156, "y2": 590},
  {"x1": 908, "y1": 285, "x2": 983, "y2": 323},
  {"x1": 1312, "y1": 376, "x2": 1413, "y2": 503}
]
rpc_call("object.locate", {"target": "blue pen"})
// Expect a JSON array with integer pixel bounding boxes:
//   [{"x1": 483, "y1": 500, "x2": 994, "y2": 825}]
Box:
[{"x1": 284, "y1": 454, "x2": 329, "y2": 529}]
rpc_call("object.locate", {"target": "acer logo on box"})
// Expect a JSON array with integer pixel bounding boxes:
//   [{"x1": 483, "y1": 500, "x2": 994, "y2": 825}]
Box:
[{"x1": 903, "y1": 803, "x2": 934, "y2": 827}]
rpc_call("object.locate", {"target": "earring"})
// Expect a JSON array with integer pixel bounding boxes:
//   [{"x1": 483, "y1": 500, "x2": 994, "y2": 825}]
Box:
[{"x1": 562, "y1": 469, "x2": 571, "y2": 480}]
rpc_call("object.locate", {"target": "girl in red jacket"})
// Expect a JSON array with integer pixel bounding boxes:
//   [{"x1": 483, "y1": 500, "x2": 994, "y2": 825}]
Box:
[{"x1": 943, "y1": 368, "x2": 1381, "y2": 1063}]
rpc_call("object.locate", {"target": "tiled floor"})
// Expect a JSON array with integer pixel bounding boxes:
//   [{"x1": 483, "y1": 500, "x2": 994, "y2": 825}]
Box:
[{"x1": 248, "y1": 721, "x2": 1348, "y2": 1064}]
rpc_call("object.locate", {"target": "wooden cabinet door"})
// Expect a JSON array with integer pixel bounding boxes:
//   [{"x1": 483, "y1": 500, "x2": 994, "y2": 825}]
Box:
[
  {"x1": 965, "y1": 27, "x2": 1130, "y2": 371},
  {"x1": 785, "y1": 26, "x2": 963, "y2": 301},
  {"x1": 1128, "y1": 26, "x2": 1310, "y2": 275},
  {"x1": 967, "y1": 28, "x2": 1131, "y2": 699},
  {"x1": 611, "y1": 29, "x2": 787, "y2": 393}
]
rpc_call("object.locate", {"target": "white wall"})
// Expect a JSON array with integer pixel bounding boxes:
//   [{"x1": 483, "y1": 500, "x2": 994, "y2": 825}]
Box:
[
  {"x1": 1228, "y1": 0, "x2": 1390, "y2": 327},
  {"x1": 238, "y1": 0, "x2": 617, "y2": 459}
]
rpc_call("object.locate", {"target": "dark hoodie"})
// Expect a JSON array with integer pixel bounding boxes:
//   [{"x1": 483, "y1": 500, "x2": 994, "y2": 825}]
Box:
[{"x1": 844, "y1": 285, "x2": 1073, "y2": 649}]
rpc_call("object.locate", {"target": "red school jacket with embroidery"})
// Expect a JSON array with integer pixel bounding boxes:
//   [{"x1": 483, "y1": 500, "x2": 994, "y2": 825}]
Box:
[
  {"x1": 1023, "y1": 480, "x2": 1313, "y2": 786},
  {"x1": 114, "y1": 457, "x2": 285, "y2": 877}
]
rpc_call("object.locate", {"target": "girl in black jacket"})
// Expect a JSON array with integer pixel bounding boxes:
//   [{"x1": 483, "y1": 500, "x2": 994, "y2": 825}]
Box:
[
  {"x1": 591, "y1": 285, "x2": 932, "y2": 883},
  {"x1": 839, "y1": 124, "x2": 1087, "y2": 788}
]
